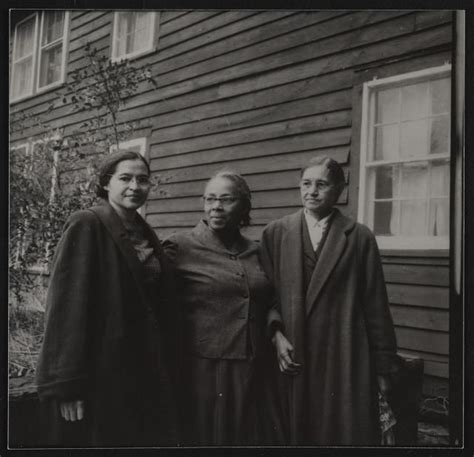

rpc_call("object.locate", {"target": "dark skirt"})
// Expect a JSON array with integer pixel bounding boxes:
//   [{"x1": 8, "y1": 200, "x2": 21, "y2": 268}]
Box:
[{"x1": 182, "y1": 354, "x2": 285, "y2": 446}]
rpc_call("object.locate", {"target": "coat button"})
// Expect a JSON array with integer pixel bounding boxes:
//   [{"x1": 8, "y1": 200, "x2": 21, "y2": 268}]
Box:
[
  {"x1": 243, "y1": 293, "x2": 248, "y2": 298},
  {"x1": 230, "y1": 255, "x2": 237, "y2": 260}
]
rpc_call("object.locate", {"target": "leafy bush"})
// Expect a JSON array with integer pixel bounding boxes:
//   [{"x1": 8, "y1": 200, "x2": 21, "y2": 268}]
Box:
[{"x1": 9, "y1": 42, "x2": 157, "y2": 377}]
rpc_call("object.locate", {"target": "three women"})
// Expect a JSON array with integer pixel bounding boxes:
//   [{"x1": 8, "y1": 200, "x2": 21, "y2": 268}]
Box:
[{"x1": 37, "y1": 151, "x2": 397, "y2": 446}]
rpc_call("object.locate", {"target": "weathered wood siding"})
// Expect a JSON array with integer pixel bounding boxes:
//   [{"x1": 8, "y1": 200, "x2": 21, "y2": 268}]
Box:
[{"x1": 10, "y1": 10, "x2": 453, "y2": 396}]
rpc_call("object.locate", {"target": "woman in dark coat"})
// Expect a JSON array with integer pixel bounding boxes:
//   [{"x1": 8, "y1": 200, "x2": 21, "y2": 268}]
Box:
[
  {"x1": 36, "y1": 150, "x2": 180, "y2": 447},
  {"x1": 163, "y1": 170, "x2": 282, "y2": 446},
  {"x1": 261, "y1": 156, "x2": 399, "y2": 445}
]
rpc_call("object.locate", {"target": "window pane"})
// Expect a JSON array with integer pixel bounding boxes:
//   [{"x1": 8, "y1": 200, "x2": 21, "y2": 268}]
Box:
[
  {"x1": 375, "y1": 165, "x2": 398, "y2": 199},
  {"x1": 374, "y1": 124, "x2": 398, "y2": 161},
  {"x1": 400, "y1": 119, "x2": 430, "y2": 158},
  {"x1": 115, "y1": 12, "x2": 152, "y2": 57},
  {"x1": 136, "y1": 12, "x2": 150, "y2": 32},
  {"x1": 430, "y1": 77, "x2": 450, "y2": 114},
  {"x1": 400, "y1": 162, "x2": 429, "y2": 198},
  {"x1": 12, "y1": 58, "x2": 33, "y2": 98},
  {"x1": 430, "y1": 115, "x2": 450, "y2": 155},
  {"x1": 42, "y1": 11, "x2": 64, "y2": 45},
  {"x1": 374, "y1": 201, "x2": 396, "y2": 235},
  {"x1": 376, "y1": 88, "x2": 399, "y2": 124},
  {"x1": 16, "y1": 17, "x2": 35, "y2": 59},
  {"x1": 400, "y1": 200, "x2": 427, "y2": 236},
  {"x1": 428, "y1": 198, "x2": 449, "y2": 236},
  {"x1": 39, "y1": 44, "x2": 63, "y2": 87},
  {"x1": 430, "y1": 160, "x2": 450, "y2": 198},
  {"x1": 401, "y1": 82, "x2": 429, "y2": 120}
]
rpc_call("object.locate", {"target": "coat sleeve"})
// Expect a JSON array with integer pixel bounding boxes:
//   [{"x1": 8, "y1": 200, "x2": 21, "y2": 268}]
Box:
[
  {"x1": 358, "y1": 226, "x2": 399, "y2": 375},
  {"x1": 260, "y1": 224, "x2": 284, "y2": 337},
  {"x1": 36, "y1": 210, "x2": 99, "y2": 401}
]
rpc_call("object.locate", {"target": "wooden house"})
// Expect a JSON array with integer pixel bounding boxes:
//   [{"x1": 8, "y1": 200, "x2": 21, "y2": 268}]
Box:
[{"x1": 9, "y1": 9, "x2": 463, "y2": 416}]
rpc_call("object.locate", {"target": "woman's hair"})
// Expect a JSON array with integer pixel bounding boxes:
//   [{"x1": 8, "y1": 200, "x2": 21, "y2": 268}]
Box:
[
  {"x1": 96, "y1": 149, "x2": 151, "y2": 199},
  {"x1": 205, "y1": 170, "x2": 252, "y2": 227},
  {"x1": 300, "y1": 156, "x2": 345, "y2": 188}
]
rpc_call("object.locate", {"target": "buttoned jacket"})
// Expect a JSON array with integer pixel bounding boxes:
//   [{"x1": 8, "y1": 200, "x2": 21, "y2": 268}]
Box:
[{"x1": 163, "y1": 221, "x2": 272, "y2": 360}]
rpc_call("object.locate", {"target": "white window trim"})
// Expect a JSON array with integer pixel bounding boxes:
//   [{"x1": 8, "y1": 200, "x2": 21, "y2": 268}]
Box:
[
  {"x1": 111, "y1": 12, "x2": 159, "y2": 62},
  {"x1": 10, "y1": 11, "x2": 70, "y2": 104},
  {"x1": 358, "y1": 64, "x2": 452, "y2": 251},
  {"x1": 36, "y1": 11, "x2": 71, "y2": 95},
  {"x1": 10, "y1": 14, "x2": 39, "y2": 102}
]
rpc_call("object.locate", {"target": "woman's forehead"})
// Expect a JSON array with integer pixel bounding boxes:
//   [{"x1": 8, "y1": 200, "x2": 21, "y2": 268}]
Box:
[
  {"x1": 114, "y1": 159, "x2": 149, "y2": 175},
  {"x1": 301, "y1": 165, "x2": 331, "y2": 181},
  {"x1": 205, "y1": 176, "x2": 237, "y2": 195}
]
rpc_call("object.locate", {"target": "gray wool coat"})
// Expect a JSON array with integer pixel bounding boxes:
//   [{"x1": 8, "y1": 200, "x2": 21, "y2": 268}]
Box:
[{"x1": 260, "y1": 208, "x2": 399, "y2": 445}]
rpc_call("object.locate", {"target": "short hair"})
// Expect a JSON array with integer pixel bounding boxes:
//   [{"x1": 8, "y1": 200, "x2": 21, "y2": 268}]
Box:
[
  {"x1": 96, "y1": 150, "x2": 150, "y2": 199},
  {"x1": 300, "y1": 156, "x2": 345, "y2": 187},
  {"x1": 205, "y1": 170, "x2": 252, "y2": 227}
]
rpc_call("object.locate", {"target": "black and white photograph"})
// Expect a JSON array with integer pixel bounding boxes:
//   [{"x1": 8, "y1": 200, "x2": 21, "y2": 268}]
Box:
[{"x1": 6, "y1": 6, "x2": 468, "y2": 452}]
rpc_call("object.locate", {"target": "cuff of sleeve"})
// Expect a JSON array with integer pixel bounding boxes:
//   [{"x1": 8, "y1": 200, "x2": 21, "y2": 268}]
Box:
[
  {"x1": 36, "y1": 376, "x2": 87, "y2": 402},
  {"x1": 374, "y1": 351, "x2": 400, "y2": 375},
  {"x1": 266, "y1": 309, "x2": 284, "y2": 339}
]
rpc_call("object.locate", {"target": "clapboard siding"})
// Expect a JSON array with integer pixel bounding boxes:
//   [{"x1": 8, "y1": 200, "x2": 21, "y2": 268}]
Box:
[
  {"x1": 11, "y1": 13, "x2": 452, "y2": 140},
  {"x1": 9, "y1": 10, "x2": 453, "y2": 396}
]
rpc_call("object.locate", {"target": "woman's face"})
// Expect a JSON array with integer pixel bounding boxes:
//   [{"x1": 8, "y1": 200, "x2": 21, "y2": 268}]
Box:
[
  {"x1": 300, "y1": 165, "x2": 341, "y2": 219},
  {"x1": 104, "y1": 159, "x2": 151, "y2": 213},
  {"x1": 203, "y1": 177, "x2": 245, "y2": 232}
]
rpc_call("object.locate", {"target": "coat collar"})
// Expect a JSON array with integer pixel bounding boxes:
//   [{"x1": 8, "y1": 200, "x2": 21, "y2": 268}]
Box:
[
  {"x1": 89, "y1": 200, "x2": 164, "y2": 306},
  {"x1": 305, "y1": 208, "x2": 355, "y2": 316},
  {"x1": 281, "y1": 209, "x2": 306, "y2": 314},
  {"x1": 192, "y1": 219, "x2": 251, "y2": 254}
]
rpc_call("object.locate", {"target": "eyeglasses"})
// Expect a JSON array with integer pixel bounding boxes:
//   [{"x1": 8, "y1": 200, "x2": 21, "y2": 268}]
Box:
[
  {"x1": 203, "y1": 196, "x2": 238, "y2": 206},
  {"x1": 112, "y1": 175, "x2": 151, "y2": 186},
  {"x1": 300, "y1": 180, "x2": 331, "y2": 192}
]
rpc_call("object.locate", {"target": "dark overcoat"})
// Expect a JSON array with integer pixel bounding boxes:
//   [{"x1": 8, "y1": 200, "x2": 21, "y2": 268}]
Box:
[
  {"x1": 36, "y1": 201, "x2": 180, "y2": 447},
  {"x1": 260, "y1": 208, "x2": 398, "y2": 445}
]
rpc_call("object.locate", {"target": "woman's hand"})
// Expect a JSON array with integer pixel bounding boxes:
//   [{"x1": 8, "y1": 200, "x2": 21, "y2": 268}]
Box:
[
  {"x1": 60, "y1": 400, "x2": 85, "y2": 422},
  {"x1": 272, "y1": 330, "x2": 302, "y2": 375},
  {"x1": 377, "y1": 375, "x2": 392, "y2": 396}
]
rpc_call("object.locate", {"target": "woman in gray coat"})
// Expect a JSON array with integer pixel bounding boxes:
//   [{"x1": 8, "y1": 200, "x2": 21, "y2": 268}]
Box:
[{"x1": 163, "y1": 170, "x2": 280, "y2": 446}]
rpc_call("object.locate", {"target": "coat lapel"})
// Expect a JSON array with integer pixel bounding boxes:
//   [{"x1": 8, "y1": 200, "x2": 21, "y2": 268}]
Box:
[
  {"x1": 89, "y1": 202, "x2": 151, "y2": 307},
  {"x1": 281, "y1": 211, "x2": 306, "y2": 342},
  {"x1": 305, "y1": 209, "x2": 355, "y2": 317}
]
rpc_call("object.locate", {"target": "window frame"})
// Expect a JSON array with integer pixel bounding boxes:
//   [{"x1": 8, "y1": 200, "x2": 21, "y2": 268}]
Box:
[
  {"x1": 36, "y1": 10, "x2": 71, "y2": 95},
  {"x1": 10, "y1": 11, "x2": 70, "y2": 104},
  {"x1": 10, "y1": 14, "x2": 39, "y2": 101},
  {"x1": 357, "y1": 63, "x2": 452, "y2": 250},
  {"x1": 111, "y1": 11, "x2": 159, "y2": 62}
]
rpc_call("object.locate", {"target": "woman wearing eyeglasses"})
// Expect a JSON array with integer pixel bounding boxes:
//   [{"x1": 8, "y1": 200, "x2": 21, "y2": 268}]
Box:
[
  {"x1": 163, "y1": 170, "x2": 282, "y2": 446},
  {"x1": 36, "y1": 150, "x2": 180, "y2": 447}
]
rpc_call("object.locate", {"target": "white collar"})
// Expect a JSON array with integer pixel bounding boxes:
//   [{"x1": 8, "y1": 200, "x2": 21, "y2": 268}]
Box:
[{"x1": 304, "y1": 209, "x2": 333, "y2": 228}]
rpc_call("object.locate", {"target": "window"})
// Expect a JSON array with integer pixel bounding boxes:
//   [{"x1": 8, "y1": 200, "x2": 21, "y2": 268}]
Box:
[
  {"x1": 358, "y1": 64, "x2": 451, "y2": 250},
  {"x1": 11, "y1": 11, "x2": 70, "y2": 102},
  {"x1": 111, "y1": 12, "x2": 158, "y2": 61}
]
